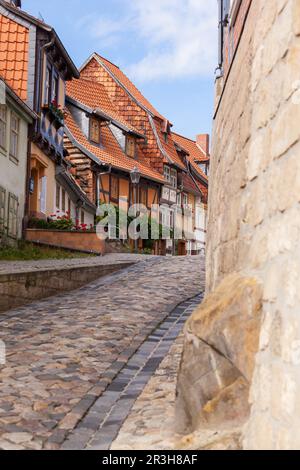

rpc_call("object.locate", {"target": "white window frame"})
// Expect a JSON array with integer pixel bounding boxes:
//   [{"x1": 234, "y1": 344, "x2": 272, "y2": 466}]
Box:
[
  {"x1": 0, "y1": 105, "x2": 7, "y2": 152},
  {"x1": 40, "y1": 176, "x2": 47, "y2": 214},
  {"x1": 9, "y1": 112, "x2": 19, "y2": 162},
  {"x1": 170, "y1": 168, "x2": 177, "y2": 189},
  {"x1": 7, "y1": 192, "x2": 18, "y2": 239},
  {"x1": 0, "y1": 186, "x2": 6, "y2": 233},
  {"x1": 164, "y1": 165, "x2": 171, "y2": 183},
  {"x1": 177, "y1": 192, "x2": 182, "y2": 207},
  {"x1": 56, "y1": 183, "x2": 61, "y2": 210}
]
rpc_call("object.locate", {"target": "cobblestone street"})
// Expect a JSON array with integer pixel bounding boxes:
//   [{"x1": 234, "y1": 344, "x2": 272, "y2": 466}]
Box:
[{"x1": 0, "y1": 255, "x2": 205, "y2": 450}]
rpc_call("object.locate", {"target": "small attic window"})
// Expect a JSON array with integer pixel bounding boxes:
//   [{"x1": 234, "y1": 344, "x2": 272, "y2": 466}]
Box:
[
  {"x1": 90, "y1": 118, "x2": 101, "y2": 144},
  {"x1": 126, "y1": 135, "x2": 136, "y2": 158},
  {"x1": 162, "y1": 120, "x2": 171, "y2": 143}
]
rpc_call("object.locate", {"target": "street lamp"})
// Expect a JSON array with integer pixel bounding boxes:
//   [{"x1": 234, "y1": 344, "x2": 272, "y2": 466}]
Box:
[{"x1": 130, "y1": 166, "x2": 141, "y2": 253}]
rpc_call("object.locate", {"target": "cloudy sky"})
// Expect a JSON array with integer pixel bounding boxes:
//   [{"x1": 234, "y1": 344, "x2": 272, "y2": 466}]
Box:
[{"x1": 25, "y1": 0, "x2": 218, "y2": 139}]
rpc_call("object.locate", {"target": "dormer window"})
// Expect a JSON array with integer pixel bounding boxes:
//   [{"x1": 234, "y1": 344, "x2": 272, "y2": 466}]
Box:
[
  {"x1": 199, "y1": 162, "x2": 209, "y2": 176},
  {"x1": 90, "y1": 118, "x2": 101, "y2": 144},
  {"x1": 126, "y1": 135, "x2": 136, "y2": 158},
  {"x1": 162, "y1": 120, "x2": 171, "y2": 143}
]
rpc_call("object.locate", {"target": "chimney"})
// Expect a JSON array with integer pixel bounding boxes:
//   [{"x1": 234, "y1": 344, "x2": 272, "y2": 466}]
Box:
[
  {"x1": 10, "y1": 0, "x2": 22, "y2": 8},
  {"x1": 196, "y1": 134, "x2": 210, "y2": 156}
]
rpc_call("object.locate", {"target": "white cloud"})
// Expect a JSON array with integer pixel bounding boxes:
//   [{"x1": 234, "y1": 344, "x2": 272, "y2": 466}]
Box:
[{"x1": 84, "y1": 0, "x2": 218, "y2": 82}]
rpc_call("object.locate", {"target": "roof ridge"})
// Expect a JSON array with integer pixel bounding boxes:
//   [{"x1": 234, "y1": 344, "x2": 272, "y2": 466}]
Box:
[
  {"x1": 95, "y1": 53, "x2": 120, "y2": 69},
  {"x1": 93, "y1": 52, "x2": 164, "y2": 120},
  {"x1": 0, "y1": 0, "x2": 52, "y2": 30},
  {"x1": 172, "y1": 131, "x2": 196, "y2": 144}
]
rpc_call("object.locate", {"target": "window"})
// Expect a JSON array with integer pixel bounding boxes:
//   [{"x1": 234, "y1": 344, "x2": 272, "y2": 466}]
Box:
[
  {"x1": 81, "y1": 210, "x2": 85, "y2": 224},
  {"x1": 183, "y1": 193, "x2": 188, "y2": 207},
  {"x1": 0, "y1": 187, "x2": 6, "y2": 233},
  {"x1": 176, "y1": 192, "x2": 182, "y2": 207},
  {"x1": 9, "y1": 113, "x2": 19, "y2": 161},
  {"x1": 140, "y1": 187, "x2": 147, "y2": 208},
  {"x1": 62, "y1": 188, "x2": 66, "y2": 212},
  {"x1": 68, "y1": 198, "x2": 71, "y2": 216},
  {"x1": 164, "y1": 165, "x2": 171, "y2": 183},
  {"x1": 40, "y1": 176, "x2": 47, "y2": 214},
  {"x1": 45, "y1": 64, "x2": 52, "y2": 106},
  {"x1": 161, "y1": 206, "x2": 171, "y2": 228},
  {"x1": 7, "y1": 192, "x2": 18, "y2": 238},
  {"x1": 110, "y1": 175, "x2": 119, "y2": 202},
  {"x1": 90, "y1": 118, "x2": 101, "y2": 144},
  {"x1": 56, "y1": 183, "x2": 60, "y2": 209},
  {"x1": 199, "y1": 163, "x2": 209, "y2": 176},
  {"x1": 0, "y1": 105, "x2": 7, "y2": 151},
  {"x1": 126, "y1": 136, "x2": 136, "y2": 158},
  {"x1": 170, "y1": 169, "x2": 177, "y2": 189},
  {"x1": 52, "y1": 74, "x2": 59, "y2": 104}
]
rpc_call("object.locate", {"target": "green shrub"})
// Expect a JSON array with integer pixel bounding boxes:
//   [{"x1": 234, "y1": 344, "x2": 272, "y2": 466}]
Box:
[{"x1": 28, "y1": 216, "x2": 74, "y2": 231}]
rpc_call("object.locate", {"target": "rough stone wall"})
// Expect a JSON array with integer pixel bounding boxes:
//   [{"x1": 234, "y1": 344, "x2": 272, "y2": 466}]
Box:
[{"x1": 206, "y1": 0, "x2": 300, "y2": 450}]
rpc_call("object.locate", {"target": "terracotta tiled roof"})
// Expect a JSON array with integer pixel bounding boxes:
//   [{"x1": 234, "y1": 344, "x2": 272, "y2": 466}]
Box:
[
  {"x1": 93, "y1": 53, "x2": 165, "y2": 120},
  {"x1": 196, "y1": 180, "x2": 208, "y2": 202},
  {"x1": 172, "y1": 132, "x2": 209, "y2": 181},
  {"x1": 66, "y1": 78, "x2": 143, "y2": 137},
  {"x1": 152, "y1": 119, "x2": 186, "y2": 171},
  {"x1": 0, "y1": 14, "x2": 29, "y2": 100},
  {"x1": 65, "y1": 111, "x2": 164, "y2": 184},
  {"x1": 0, "y1": 0, "x2": 79, "y2": 79},
  {"x1": 182, "y1": 172, "x2": 202, "y2": 196}
]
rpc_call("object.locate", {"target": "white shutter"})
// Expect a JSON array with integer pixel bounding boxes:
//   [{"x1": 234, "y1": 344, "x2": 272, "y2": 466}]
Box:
[{"x1": 40, "y1": 176, "x2": 47, "y2": 214}]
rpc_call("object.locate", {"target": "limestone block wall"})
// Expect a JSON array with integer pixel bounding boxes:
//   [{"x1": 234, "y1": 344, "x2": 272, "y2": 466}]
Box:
[{"x1": 207, "y1": 0, "x2": 300, "y2": 449}]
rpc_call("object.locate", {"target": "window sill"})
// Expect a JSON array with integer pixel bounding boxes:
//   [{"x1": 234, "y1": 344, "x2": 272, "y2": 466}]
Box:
[
  {"x1": 0, "y1": 147, "x2": 7, "y2": 158},
  {"x1": 9, "y1": 155, "x2": 19, "y2": 166}
]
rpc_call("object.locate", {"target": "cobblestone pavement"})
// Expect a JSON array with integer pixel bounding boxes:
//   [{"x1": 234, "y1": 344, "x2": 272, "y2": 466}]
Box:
[
  {"x1": 0, "y1": 255, "x2": 205, "y2": 450},
  {"x1": 101, "y1": 296, "x2": 203, "y2": 451},
  {"x1": 111, "y1": 334, "x2": 185, "y2": 451}
]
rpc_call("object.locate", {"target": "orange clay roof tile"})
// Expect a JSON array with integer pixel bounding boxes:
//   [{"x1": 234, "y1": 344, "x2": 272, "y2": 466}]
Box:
[
  {"x1": 0, "y1": 14, "x2": 29, "y2": 100},
  {"x1": 153, "y1": 119, "x2": 186, "y2": 171},
  {"x1": 94, "y1": 53, "x2": 165, "y2": 120},
  {"x1": 182, "y1": 172, "x2": 202, "y2": 196},
  {"x1": 172, "y1": 132, "x2": 209, "y2": 182},
  {"x1": 66, "y1": 78, "x2": 143, "y2": 137},
  {"x1": 65, "y1": 111, "x2": 165, "y2": 184}
]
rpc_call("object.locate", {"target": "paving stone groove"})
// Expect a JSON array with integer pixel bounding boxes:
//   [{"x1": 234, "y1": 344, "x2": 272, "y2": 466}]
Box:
[
  {"x1": 61, "y1": 294, "x2": 204, "y2": 450},
  {"x1": 0, "y1": 255, "x2": 205, "y2": 450}
]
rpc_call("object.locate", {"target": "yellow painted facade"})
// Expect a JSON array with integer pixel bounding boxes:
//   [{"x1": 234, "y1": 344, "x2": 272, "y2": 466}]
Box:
[{"x1": 29, "y1": 143, "x2": 56, "y2": 219}]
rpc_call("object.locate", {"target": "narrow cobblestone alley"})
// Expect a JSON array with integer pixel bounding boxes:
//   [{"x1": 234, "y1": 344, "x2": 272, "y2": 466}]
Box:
[{"x1": 0, "y1": 256, "x2": 205, "y2": 450}]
